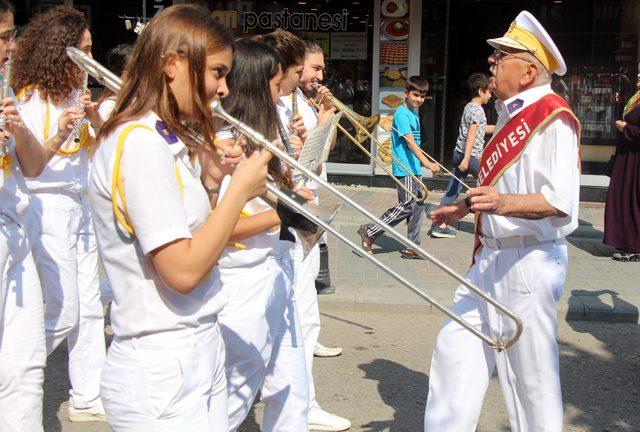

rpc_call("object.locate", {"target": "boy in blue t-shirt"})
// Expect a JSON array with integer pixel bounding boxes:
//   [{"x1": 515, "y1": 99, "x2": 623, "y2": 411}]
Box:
[{"x1": 358, "y1": 76, "x2": 441, "y2": 259}]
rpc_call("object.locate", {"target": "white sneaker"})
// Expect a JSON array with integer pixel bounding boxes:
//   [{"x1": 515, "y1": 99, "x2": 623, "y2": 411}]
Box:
[
  {"x1": 308, "y1": 404, "x2": 351, "y2": 431},
  {"x1": 68, "y1": 403, "x2": 107, "y2": 422},
  {"x1": 314, "y1": 342, "x2": 343, "y2": 357}
]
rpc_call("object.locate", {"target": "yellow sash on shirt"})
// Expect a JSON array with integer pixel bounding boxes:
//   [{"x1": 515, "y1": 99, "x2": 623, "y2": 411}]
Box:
[{"x1": 113, "y1": 123, "x2": 183, "y2": 236}]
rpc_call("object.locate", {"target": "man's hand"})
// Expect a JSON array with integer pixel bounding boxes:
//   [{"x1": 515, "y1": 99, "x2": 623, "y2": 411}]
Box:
[
  {"x1": 315, "y1": 84, "x2": 334, "y2": 111},
  {"x1": 430, "y1": 201, "x2": 468, "y2": 226},
  {"x1": 615, "y1": 120, "x2": 627, "y2": 133},
  {"x1": 428, "y1": 161, "x2": 441, "y2": 174},
  {"x1": 466, "y1": 186, "x2": 502, "y2": 214}
]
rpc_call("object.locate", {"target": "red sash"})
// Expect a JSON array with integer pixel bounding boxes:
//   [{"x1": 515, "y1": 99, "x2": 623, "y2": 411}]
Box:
[{"x1": 471, "y1": 93, "x2": 580, "y2": 262}]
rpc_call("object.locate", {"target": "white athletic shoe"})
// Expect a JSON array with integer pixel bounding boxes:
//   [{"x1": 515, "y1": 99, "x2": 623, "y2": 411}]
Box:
[
  {"x1": 314, "y1": 342, "x2": 343, "y2": 357},
  {"x1": 308, "y1": 403, "x2": 351, "y2": 431},
  {"x1": 68, "y1": 402, "x2": 107, "y2": 422}
]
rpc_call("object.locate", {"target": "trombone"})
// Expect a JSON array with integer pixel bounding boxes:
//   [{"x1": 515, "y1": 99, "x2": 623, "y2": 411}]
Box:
[
  {"x1": 68, "y1": 48, "x2": 523, "y2": 350},
  {"x1": 65, "y1": 47, "x2": 338, "y2": 259},
  {"x1": 311, "y1": 82, "x2": 471, "y2": 192}
]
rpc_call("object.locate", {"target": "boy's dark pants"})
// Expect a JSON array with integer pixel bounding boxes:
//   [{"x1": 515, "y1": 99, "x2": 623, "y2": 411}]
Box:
[{"x1": 363, "y1": 175, "x2": 425, "y2": 245}]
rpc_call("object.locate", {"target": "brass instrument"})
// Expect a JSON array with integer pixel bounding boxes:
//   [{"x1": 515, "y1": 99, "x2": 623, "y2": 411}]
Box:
[
  {"x1": 65, "y1": 47, "x2": 336, "y2": 259},
  {"x1": 67, "y1": 47, "x2": 523, "y2": 350}
]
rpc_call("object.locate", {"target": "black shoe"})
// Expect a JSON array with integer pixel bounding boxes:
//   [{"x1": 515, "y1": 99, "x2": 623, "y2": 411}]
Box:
[{"x1": 612, "y1": 251, "x2": 640, "y2": 262}]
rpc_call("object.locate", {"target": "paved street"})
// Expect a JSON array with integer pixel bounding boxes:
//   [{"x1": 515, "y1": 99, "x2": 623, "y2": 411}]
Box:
[
  {"x1": 45, "y1": 185, "x2": 640, "y2": 431},
  {"x1": 47, "y1": 311, "x2": 639, "y2": 431}
]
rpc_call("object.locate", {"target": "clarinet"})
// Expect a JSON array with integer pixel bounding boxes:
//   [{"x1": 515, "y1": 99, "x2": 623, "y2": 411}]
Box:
[
  {"x1": 70, "y1": 72, "x2": 88, "y2": 143},
  {"x1": 0, "y1": 52, "x2": 12, "y2": 158}
]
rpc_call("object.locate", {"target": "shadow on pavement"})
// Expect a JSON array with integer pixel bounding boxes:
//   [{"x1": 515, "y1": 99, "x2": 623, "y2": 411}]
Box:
[
  {"x1": 43, "y1": 343, "x2": 67, "y2": 432},
  {"x1": 562, "y1": 317, "x2": 640, "y2": 430},
  {"x1": 358, "y1": 359, "x2": 428, "y2": 431}
]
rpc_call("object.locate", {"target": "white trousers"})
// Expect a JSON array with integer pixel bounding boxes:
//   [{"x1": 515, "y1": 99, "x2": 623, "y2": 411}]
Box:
[
  {"x1": 292, "y1": 240, "x2": 321, "y2": 406},
  {"x1": 218, "y1": 253, "x2": 309, "y2": 431},
  {"x1": 425, "y1": 241, "x2": 567, "y2": 432},
  {"x1": 28, "y1": 192, "x2": 105, "y2": 408},
  {"x1": 0, "y1": 217, "x2": 46, "y2": 431},
  {"x1": 101, "y1": 323, "x2": 228, "y2": 431}
]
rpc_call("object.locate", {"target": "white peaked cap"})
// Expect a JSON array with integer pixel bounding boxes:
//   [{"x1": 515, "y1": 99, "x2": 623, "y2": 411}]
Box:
[{"x1": 487, "y1": 10, "x2": 567, "y2": 76}]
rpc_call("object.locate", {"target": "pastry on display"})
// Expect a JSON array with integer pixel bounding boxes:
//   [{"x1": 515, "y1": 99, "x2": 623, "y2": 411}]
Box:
[
  {"x1": 381, "y1": 93, "x2": 404, "y2": 109},
  {"x1": 379, "y1": 114, "x2": 394, "y2": 132},
  {"x1": 380, "y1": 43, "x2": 408, "y2": 64}
]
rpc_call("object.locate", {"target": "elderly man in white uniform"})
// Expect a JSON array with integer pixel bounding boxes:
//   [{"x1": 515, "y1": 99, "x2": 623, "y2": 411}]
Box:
[
  {"x1": 425, "y1": 11, "x2": 580, "y2": 432},
  {"x1": 273, "y1": 33, "x2": 351, "y2": 431}
]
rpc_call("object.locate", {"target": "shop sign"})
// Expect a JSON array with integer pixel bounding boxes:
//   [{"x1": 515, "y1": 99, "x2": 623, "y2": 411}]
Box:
[
  {"x1": 243, "y1": 9, "x2": 349, "y2": 33},
  {"x1": 212, "y1": 10, "x2": 238, "y2": 29},
  {"x1": 330, "y1": 32, "x2": 367, "y2": 60}
]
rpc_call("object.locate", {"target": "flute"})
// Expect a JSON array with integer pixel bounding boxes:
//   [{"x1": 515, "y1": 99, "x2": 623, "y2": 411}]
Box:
[
  {"x1": 71, "y1": 72, "x2": 88, "y2": 143},
  {"x1": 0, "y1": 51, "x2": 11, "y2": 157}
]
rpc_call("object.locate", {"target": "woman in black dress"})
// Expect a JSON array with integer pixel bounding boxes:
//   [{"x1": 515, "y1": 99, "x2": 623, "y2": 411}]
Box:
[{"x1": 604, "y1": 71, "x2": 640, "y2": 261}]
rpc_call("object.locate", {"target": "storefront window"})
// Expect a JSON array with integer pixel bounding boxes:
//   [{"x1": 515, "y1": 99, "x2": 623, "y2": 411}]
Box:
[{"x1": 190, "y1": 0, "x2": 375, "y2": 166}]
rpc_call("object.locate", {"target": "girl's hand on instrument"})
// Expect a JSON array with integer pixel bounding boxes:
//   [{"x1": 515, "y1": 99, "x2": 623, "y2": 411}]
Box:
[
  {"x1": 430, "y1": 201, "x2": 468, "y2": 225},
  {"x1": 317, "y1": 104, "x2": 337, "y2": 127},
  {"x1": 229, "y1": 150, "x2": 272, "y2": 201},
  {"x1": 293, "y1": 185, "x2": 316, "y2": 204},
  {"x1": 214, "y1": 135, "x2": 245, "y2": 166},
  {"x1": 290, "y1": 114, "x2": 307, "y2": 140},
  {"x1": 288, "y1": 134, "x2": 304, "y2": 160},
  {"x1": 1, "y1": 98, "x2": 29, "y2": 136},
  {"x1": 198, "y1": 142, "x2": 234, "y2": 187},
  {"x1": 615, "y1": 120, "x2": 627, "y2": 132},
  {"x1": 79, "y1": 91, "x2": 102, "y2": 129},
  {"x1": 55, "y1": 107, "x2": 84, "y2": 139},
  {"x1": 0, "y1": 130, "x2": 9, "y2": 148}
]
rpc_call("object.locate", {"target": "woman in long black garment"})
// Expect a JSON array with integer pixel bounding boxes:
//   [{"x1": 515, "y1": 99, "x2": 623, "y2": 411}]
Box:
[{"x1": 604, "y1": 70, "x2": 640, "y2": 261}]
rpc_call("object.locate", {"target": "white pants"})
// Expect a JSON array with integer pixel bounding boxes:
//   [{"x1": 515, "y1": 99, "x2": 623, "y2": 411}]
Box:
[
  {"x1": 425, "y1": 241, "x2": 567, "y2": 432},
  {"x1": 219, "y1": 253, "x2": 309, "y2": 431},
  {"x1": 0, "y1": 217, "x2": 46, "y2": 431},
  {"x1": 28, "y1": 192, "x2": 105, "y2": 408},
  {"x1": 101, "y1": 323, "x2": 228, "y2": 431},
  {"x1": 292, "y1": 240, "x2": 321, "y2": 407}
]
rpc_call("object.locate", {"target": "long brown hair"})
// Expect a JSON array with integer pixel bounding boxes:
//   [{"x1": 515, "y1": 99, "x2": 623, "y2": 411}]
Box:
[
  {"x1": 11, "y1": 5, "x2": 87, "y2": 105},
  {"x1": 98, "y1": 5, "x2": 233, "y2": 152},
  {"x1": 223, "y1": 38, "x2": 290, "y2": 186}
]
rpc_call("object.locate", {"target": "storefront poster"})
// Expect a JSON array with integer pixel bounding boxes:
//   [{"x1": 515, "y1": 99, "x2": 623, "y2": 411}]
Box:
[
  {"x1": 306, "y1": 32, "x2": 330, "y2": 57},
  {"x1": 330, "y1": 32, "x2": 368, "y2": 60}
]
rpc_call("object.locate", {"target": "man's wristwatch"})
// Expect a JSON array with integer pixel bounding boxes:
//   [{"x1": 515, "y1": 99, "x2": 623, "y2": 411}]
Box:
[{"x1": 464, "y1": 196, "x2": 474, "y2": 214}]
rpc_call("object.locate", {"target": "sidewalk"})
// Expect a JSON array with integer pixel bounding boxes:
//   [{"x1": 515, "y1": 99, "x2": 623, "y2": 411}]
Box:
[{"x1": 317, "y1": 185, "x2": 640, "y2": 324}]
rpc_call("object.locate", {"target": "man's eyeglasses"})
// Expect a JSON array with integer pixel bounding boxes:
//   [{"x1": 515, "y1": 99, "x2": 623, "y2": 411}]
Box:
[
  {"x1": 0, "y1": 28, "x2": 16, "y2": 44},
  {"x1": 490, "y1": 47, "x2": 532, "y2": 65}
]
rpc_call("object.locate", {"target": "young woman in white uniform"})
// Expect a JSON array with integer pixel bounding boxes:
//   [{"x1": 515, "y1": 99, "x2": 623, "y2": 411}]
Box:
[
  {"x1": 211, "y1": 39, "x2": 309, "y2": 431},
  {"x1": 0, "y1": 2, "x2": 83, "y2": 429},
  {"x1": 89, "y1": 6, "x2": 270, "y2": 430},
  {"x1": 11, "y1": 5, "x2": 107, "y2": 422}
]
